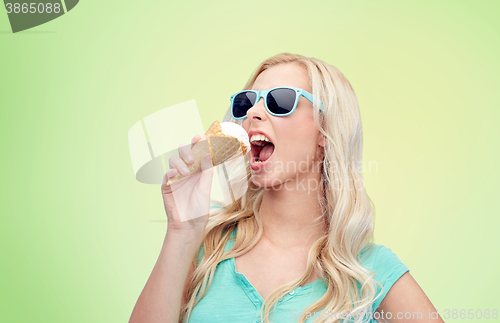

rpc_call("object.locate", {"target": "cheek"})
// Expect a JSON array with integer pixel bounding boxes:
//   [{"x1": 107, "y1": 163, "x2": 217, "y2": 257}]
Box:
[
  {"x1": 279, "y1": 127, "x2": 317, "y2": 159},
  {"x1": 242, "y1": 119, "x2": 250, "y2": 132}
]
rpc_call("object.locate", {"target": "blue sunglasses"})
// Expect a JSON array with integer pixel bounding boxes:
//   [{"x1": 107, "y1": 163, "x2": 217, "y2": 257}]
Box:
[{"x1": 230, "y1": 87, "x2": 323, "y2": 120}]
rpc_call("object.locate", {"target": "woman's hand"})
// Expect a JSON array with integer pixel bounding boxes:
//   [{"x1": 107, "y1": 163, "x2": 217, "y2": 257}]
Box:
[
  {"x1": 161, "y1": 134, "x2": 214, "y2": 234},
  {"x1": 131, "y1": 137, "x2": 213, "y2": 323}
]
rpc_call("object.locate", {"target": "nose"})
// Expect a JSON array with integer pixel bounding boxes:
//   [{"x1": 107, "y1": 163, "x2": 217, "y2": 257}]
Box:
[{"x1": 246, "y1": 97, "x2": 267, "y2": 122}]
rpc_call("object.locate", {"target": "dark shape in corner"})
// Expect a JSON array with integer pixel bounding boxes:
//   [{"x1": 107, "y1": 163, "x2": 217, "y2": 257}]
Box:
[
  {"x1": 4, "y1": 0, "x2": 79, "y2": 33},
  {"x1": 64, "y1": 0, "x2": 78, "y2": 12}
]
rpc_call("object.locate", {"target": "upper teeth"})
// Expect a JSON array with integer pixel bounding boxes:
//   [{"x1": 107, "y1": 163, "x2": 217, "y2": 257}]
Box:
[{"x1": 250, "y1": 134, "x2": 272, "y2": 146}]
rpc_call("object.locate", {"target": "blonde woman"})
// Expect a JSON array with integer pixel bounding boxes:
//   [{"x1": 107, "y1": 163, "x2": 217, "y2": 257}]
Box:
[{"x1": 130, "y1": 53, "x2": 444, "y2": 323}]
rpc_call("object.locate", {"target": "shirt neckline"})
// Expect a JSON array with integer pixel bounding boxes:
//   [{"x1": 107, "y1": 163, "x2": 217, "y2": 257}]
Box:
[{"x1": 229, "y1": 256, "x2": 325, "y2": 304}]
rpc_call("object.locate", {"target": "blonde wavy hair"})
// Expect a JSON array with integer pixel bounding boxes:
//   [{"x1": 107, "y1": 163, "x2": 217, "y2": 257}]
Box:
[{"x1": 180, "y1": 53, "x2": 383, "y2": 323}]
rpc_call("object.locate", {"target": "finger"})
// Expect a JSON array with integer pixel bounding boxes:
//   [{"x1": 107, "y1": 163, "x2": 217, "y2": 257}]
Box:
[
  {"x1": 165, "y1": 168, "x2": 178, "y2": 181},
  {"x1": 178, "y1": 140, "x2": 197, "y2": 166},
  {"x1": 168, "y1": 155, "x2": 190, "y2": 176},
  {"x1": 191, "y1": 134, "x2": 202, "y2": 147},
  {"x1": 161, "y1": 168, "x2": 178, "y2": 193}
]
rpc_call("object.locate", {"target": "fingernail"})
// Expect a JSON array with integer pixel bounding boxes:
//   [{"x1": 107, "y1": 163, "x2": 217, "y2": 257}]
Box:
[
  {"x1": 187, "y1": 155, "x2": 194, "y2": 164},
  {"x1": 181, "y1": 167, "x2": 190, "y2": 176}
]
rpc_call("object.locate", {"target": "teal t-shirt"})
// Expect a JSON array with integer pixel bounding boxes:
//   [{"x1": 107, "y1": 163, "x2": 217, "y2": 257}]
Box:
[{"x1": 189, "y1": 208, "x2": 409, "y2": 323}]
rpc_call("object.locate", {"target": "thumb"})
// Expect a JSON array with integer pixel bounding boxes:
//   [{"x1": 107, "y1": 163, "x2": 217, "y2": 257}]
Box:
[{"x1": 200, "y1": 153, "x2": 213, "y2": 172}]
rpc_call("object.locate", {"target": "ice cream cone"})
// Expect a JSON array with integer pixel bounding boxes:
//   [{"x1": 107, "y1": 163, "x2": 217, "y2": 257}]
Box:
[{"x1": 166, "y1": 121, "x2": 247, "y2": 186}]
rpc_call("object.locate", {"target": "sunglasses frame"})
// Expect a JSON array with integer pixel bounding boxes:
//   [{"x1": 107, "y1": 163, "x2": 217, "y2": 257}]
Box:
[{"x1": 230, "y1": 86, "x2": 323, "y2": 120}]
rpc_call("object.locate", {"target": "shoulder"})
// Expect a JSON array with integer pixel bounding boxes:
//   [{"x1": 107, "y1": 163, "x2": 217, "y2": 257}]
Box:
[
  {"x1": 359, "y1": 243, "x2": 410, "y2": 311},
  {"x1": 360, "y1": 244, "x2": 407, "y2": 271}
]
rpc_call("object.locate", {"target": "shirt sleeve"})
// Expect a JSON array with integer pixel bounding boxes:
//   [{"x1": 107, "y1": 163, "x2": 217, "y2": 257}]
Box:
[{"x1": 368, "y1": 245, "x2": 410, "y2": 312}]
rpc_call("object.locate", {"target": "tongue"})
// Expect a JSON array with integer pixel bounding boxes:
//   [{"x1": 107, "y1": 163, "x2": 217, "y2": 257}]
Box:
[{"x1": 259, "y1": 144, "x2": 274, "y2": 162}]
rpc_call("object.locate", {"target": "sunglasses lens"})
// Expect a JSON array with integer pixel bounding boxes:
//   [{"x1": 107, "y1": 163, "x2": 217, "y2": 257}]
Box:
[
  {"x1": 233, "y1": 92, "x2": 256, "y2": 118},
  {"x1": 267, "y1": 88, "x2": 296, "y2": 115}
]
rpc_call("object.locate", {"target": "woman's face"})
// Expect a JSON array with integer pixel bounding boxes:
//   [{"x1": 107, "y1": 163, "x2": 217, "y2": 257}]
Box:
[{"x1": 242, "y1": 63, "x2": 324, "y2": 188}]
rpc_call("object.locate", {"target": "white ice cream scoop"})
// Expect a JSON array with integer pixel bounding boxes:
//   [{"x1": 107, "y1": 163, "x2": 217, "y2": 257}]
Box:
[{"x1": 220, "y1": 122, "x2": 251, "y2": 154}]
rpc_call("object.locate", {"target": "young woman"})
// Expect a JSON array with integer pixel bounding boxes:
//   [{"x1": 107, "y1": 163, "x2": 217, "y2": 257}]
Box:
[{"x1": 130, "y1": 53, "x2": 444, "y2": 323}]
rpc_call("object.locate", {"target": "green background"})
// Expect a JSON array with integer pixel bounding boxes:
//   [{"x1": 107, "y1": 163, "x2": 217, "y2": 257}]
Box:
[{"x1": 1, "y1": 0, "x2": 499, "y2": 322}]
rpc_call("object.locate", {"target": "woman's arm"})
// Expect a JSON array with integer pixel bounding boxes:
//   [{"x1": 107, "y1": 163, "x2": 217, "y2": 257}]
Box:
[
  {"x1": 129, "y1": 230, "x2": 203, "y2": 323},
  {"x1": 374, "y1": 272, "x2": 445, "y2": 323},
  {"x1": 129, "y1": 134, "x2": 213, "y2": 322}
]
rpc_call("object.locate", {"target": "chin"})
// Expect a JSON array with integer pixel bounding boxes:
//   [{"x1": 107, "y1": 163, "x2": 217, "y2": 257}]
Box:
[
  {"x1": 251, "y1": 172, "x2": 279, "y2": 189},
  {"x1": 251, "y1": 171, "x2": 291, "y2": 191},
  {"x1": 250, "y1": 175, "x2": 272, "y2": 188}
]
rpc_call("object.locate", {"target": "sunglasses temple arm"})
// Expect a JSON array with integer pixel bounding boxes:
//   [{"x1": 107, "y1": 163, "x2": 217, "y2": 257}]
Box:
[{"x1": 302, "y1": 92, "x2": 324, "y2": 111}]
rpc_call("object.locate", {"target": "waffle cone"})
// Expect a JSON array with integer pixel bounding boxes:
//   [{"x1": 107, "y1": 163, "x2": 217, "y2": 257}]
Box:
[{"x1": 166, "y1": 121, "x2": 246, "y2": 185}]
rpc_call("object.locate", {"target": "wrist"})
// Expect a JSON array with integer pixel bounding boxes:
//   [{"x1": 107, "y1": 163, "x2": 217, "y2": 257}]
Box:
[{"x1": 165, "y1": 227, "x2": 205, "y2": 246}]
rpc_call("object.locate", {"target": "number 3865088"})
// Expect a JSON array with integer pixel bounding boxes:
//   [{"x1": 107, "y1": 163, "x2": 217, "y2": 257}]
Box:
[{"x1": 5, "y1": 3, "x2": 61, "y2": 14}]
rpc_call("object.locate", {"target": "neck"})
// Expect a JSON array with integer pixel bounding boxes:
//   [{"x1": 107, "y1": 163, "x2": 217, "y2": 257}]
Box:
[{"x1": 258, "y1": 174, "x2": 327, "y2": 250}]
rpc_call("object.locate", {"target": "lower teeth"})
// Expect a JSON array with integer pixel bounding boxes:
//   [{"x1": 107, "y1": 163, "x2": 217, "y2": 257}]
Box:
[{"x1": 255, "y1": 160, "x2": 262, "y2": 164}]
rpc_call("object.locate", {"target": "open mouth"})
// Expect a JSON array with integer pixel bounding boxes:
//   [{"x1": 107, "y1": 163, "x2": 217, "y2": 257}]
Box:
[{"x1": 250, "y1": 138, "x2": 275, "y2": 170}]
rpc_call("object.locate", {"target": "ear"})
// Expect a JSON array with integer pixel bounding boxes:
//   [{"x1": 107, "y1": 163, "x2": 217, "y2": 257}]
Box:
[{"x1": 317, "y1": 132, "x2": 326, "y2": 148}]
